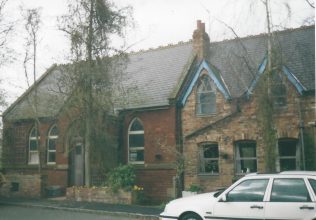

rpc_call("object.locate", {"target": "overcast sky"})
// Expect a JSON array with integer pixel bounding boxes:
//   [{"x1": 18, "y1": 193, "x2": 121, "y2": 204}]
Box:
[{"x1": 0, "y1": 0, "x2": 314, "y2": 109}]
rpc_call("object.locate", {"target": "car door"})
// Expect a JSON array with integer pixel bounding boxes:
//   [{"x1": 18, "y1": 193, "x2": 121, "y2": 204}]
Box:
[
  {"x1": 265, "y1": 178, "x2": 316, "y2": 220},
  {"x1": 212, "y1": 178, "x2": 269, "y2": 220}
]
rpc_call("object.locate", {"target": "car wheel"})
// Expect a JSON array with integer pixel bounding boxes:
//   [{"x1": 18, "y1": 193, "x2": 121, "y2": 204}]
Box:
[{"x1": 181, "y1": 213, "x2": 202, "y2": 220}]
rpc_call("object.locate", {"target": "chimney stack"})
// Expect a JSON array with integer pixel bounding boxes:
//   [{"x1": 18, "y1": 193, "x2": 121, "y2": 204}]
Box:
[{"x1": 193, "y1": 20, "x2": 210, "y2": 61}]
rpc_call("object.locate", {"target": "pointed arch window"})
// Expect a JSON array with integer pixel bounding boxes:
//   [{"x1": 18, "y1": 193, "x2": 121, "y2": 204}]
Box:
[
  {"x1": 47, "y1": 125, "x2": 58, "y2": 164},
  {"x1": 196, "y1": 75, "x2": 216, "y2": 115},
  {"x1": 272, "y1": 72, "x2": 287, "y2": 107},
  {"x1": 128, "y1": 118, "x2": 144, "y2": 164},
  {"x1": 29, "y1": 127, "x2": 40, "y2": 164}
]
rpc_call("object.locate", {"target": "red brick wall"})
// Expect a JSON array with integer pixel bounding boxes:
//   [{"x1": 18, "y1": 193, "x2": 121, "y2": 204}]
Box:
[
  {"x1": 122, "y1": 107, "x2": 178, "y2": 202},
  {"x1": 135, "y1": 168, "x2": 176, "y2": 204}
]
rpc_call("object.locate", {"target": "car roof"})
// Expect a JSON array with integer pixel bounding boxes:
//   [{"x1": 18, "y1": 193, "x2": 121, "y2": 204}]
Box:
[{"x1": 245, "y1": 171, "x2": 316, "y2": 177}]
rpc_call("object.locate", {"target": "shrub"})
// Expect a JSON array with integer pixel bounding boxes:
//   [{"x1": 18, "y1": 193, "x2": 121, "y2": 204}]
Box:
[
  {"x1": 107, "y1": 164, "x2": 136, "y2": 191},
  {"x1": 188, "y1": 184, "x2": 203, "y2": 192}
]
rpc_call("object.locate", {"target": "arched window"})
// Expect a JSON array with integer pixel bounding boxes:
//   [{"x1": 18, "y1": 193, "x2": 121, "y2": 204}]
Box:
[
  {"x1": 196, "y1": 75, "x2": 216, "y2": 115},
  {"x1": 47, "y1": 125, "x2": 58, "y2": 164},
  {"x1": 128, "y1": 118, "x2": 144, "y2": 164},
  {"x1": 29, "y1": 127, "x2": 40, "y2": 164},
  {"x1": 272, "y1": 72, "x2": 287, "y2": 107}
]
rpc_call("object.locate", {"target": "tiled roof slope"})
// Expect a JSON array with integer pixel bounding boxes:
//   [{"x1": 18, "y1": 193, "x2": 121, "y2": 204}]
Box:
[
  {"x1": 3, "y1": 43, "x2": 194, "y2": 120},
  {"x1": 3, "y1": 66, "x2": 69, "y2": 121},
  {"x1": 3, "y1": 26, "x2": 314, "y2": 121},
  {"x1": 208, "y1": 26, "x2": 315, "y2": 97},
  {"x1": 120, "y1": 43, "x2": 193, "y2": 109}
]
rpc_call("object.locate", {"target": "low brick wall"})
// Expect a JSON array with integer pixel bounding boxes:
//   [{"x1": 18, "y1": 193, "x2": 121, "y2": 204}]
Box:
[
  {"x1": 66, "y1": 187, "x2": 133, "y2": 204},
  {"x1": 0, "y1": 173, "x2": 46, "y2": 198}
]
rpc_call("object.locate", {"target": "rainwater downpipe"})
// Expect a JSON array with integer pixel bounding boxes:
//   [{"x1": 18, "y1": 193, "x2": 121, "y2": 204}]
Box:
[{"x1": 298, "y1": 99, "x2": 306, "y2": 170}]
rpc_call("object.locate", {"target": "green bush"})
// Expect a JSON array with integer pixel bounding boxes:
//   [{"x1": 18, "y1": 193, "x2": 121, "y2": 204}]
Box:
[
  {"x1": 188, "y1": 184, "x2": 203, "y2": 192},
  {"x1": 107, "y1": 164, "x2": 136, "y2": 191}
]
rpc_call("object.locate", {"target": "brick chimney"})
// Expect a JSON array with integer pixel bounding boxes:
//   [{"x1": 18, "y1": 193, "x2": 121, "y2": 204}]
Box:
[{"x1": 192, "y1": 20, "x2": 210, "y2": 60}]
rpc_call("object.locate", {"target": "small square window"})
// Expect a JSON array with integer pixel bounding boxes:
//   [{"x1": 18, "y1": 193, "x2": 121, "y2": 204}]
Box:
[
  {"x1": 199, "y1": 143, "x2": 219, "y2": 174},
  {"x1": 235, "y1": 141, "x2": 257, "y2": 174},
  {"x1": 278, "y1": 139, "x2": 299, "y2": 171}
]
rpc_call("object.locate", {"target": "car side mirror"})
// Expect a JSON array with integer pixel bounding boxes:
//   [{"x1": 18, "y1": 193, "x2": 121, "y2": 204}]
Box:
[{"x1": 220, "y1": 194, "x2": 227, "y2": 202}]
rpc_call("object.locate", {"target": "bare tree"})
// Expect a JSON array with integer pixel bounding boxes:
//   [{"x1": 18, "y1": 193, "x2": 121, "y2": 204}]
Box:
[
  {"x1": 22, "y1": 8, "x2": 43, "y2": 173},
  {"x1": 305, "y1": 0, "x2": 315, "y2": 8},
  {"x1": 0, "y1": 0, "x2": 14, "y2": 67},
  {"x1": 0, "y1": 0, "x2": 13, "y2": 111},
  {"x1": 59, "y1": 0, "x2": 132, "y2": 186}
]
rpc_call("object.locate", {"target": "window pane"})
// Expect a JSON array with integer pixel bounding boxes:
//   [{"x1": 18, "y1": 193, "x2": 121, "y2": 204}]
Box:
[
  {"x1": 235, "y1": 141, "x2": 257, "y2": 173},
  {"x1": 48, "y1": 139, "x2": 56, "y2": 150},
  {"x1": 130, "y1": 119, "x2": 143, "y2": 131},
  {"x1": 204, "y1": 144, "x2": 219, "y2": 158},
  {"x1": 308, "y1": 179, "x2": 316, "y2": 195},
  {"x1": 280, "y1": 159, "x2": 296, "y2": 171},
  {"x1": 129, "y1": 150, "x2": 144, "y2": 162},
  {"x1": 30, "y1": 128, "x2": 38, "y2": 138},
  {"x1": 197, "y1": 76, "x2": 216, "y2": 115},
  {"x1": 30, "y1": 140, "x2": 38, "y2": 151},
  {"x1": 200, "y1": 93, "x2": 213, "y2": 103},
  {"x1": 29, "y1": 152, "x2": 39, "y2": 164},
  {"x1": 129, "y1": 134, "x2": 144, "y2": 147},
  {"x1": 227, "y1": 179, "x2": 268, "y2": 202},
  {"x1": 237, "y1": 159, "x2": 257, "y2": 173},
  {"x1": 238, "y1": 143, "x2": 256, "y2": 158},
  {"x1": 279, "y1": 140, "x2": 296, "y2": 156},
  {"x1": 49, "y1": 126, "x2": 58, "y2": 136},
  {"x1": 48, "y1": 152, "x2": 56, "y2": 163},
  {"x1": 204, "y1": 160, "x2": 219, "y2": 173},
  {"x1": 271, "y1": 179, "x2": 311, "y2": 202}
]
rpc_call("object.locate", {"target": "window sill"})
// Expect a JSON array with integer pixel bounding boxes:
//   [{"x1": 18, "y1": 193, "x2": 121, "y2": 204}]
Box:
[
  {"x1": 198, "y1": 173, "x2": 219, "y2": 177},
  {"x1": 196, "y1": 113, "x2": 216, "y2": 118}
]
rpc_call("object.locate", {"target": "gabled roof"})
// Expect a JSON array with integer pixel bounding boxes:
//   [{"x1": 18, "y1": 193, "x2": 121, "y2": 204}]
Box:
[
  {"x1": 207, "y1": 25, "x2": 315, "y2": 97},
  {"x1": 3, "y1": 43, "x2": 194, "y2": 120},
  {"x1": 3, "y1": 65, "x2": 69, "y2": 121},
  {"x1": 120, "y1": 42, "x2": 193, "y2": 109},
  {"x1": 3, "y1": 25, "x2": 314, "y2": 121}
]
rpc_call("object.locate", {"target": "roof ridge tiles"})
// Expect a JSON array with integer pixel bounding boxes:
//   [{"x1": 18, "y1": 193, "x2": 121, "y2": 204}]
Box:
[
  {"x1": 129, "y1": 40, "x2": 192, "y2": 55},
  {"x1": 209, "y1": 25, "x2": 315, "y2": 46}
]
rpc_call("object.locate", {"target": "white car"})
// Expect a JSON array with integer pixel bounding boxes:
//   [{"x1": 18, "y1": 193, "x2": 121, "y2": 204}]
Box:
[{"x1": 160, "y1": 171, "x2": 316, "y2": 220}]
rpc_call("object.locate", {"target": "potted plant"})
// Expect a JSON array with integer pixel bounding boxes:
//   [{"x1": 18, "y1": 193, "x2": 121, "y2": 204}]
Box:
[{"x1": 182, "y1": 184, "x2": 203, "y2": 197}]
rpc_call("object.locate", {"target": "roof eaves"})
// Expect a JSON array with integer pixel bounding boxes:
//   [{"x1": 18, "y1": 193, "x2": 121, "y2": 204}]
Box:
[
  {"x1": 282, "y1": 66, "x2": 306, "y2": 95},
  {"x1": 180, "y1": 59, "x2": 231, "y2": 106},
  {"x1": 169, "y1": 52, "x2": 197, "y2": 100},
  {"x1": 246, "y1": 56, "x2": 268, "y2": 96}
]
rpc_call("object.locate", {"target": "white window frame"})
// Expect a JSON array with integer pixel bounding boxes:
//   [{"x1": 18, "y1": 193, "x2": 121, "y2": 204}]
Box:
[
  {"x1": 199, "y1": 142, "x2": 219, "y2": 175},
  {"x1": 29, "y1": 127, "x2": 40, "y2": 165},
  {"x1": 277, "y1": 138, "x2": 300, "y2": 172},
  {"x1": 272, "y1": 72, "x2": 287, "y2": 108},
  {"x1": 47, "y1": 125, "x2": 58, "y2": 164},
  {"x1": 196, "y1": 75, "x2": 216, "y2": 116},
  {"x1": 128, "y1": 118, "x2": 144, "y2": 164},
  {"x1": 235, "y1": 141, "x2": 257, "y2": 174}
]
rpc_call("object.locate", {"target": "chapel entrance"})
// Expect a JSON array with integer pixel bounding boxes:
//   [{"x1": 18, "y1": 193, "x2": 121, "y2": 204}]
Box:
[{"x1": 69, "y1": 142, "x2": 84, "y2": 186}]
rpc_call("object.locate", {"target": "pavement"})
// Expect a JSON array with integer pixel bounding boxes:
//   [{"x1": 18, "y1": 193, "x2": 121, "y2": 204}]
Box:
[{"x1": 0, "y1": 197, "x2": 163, "y2": 220}]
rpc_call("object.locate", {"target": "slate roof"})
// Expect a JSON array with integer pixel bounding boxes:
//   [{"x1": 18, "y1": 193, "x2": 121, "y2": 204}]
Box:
[
  {"x1": 3, "y1": 26, "x2": 314, "y2": 121},
  {"x1": 119, "y1": 43, "x2": 193, "y2": 109},
  {"x1": 3, "y1": 66, "x2": 69, "y2": 121},
  {"x1": 208, "y1": 25, "x2": 315, "y2": 98}
]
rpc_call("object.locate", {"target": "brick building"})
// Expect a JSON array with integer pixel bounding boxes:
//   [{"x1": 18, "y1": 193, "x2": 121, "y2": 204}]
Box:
[{"x1": 1, "y1": 21, "x2": 315, "y2": 202}]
